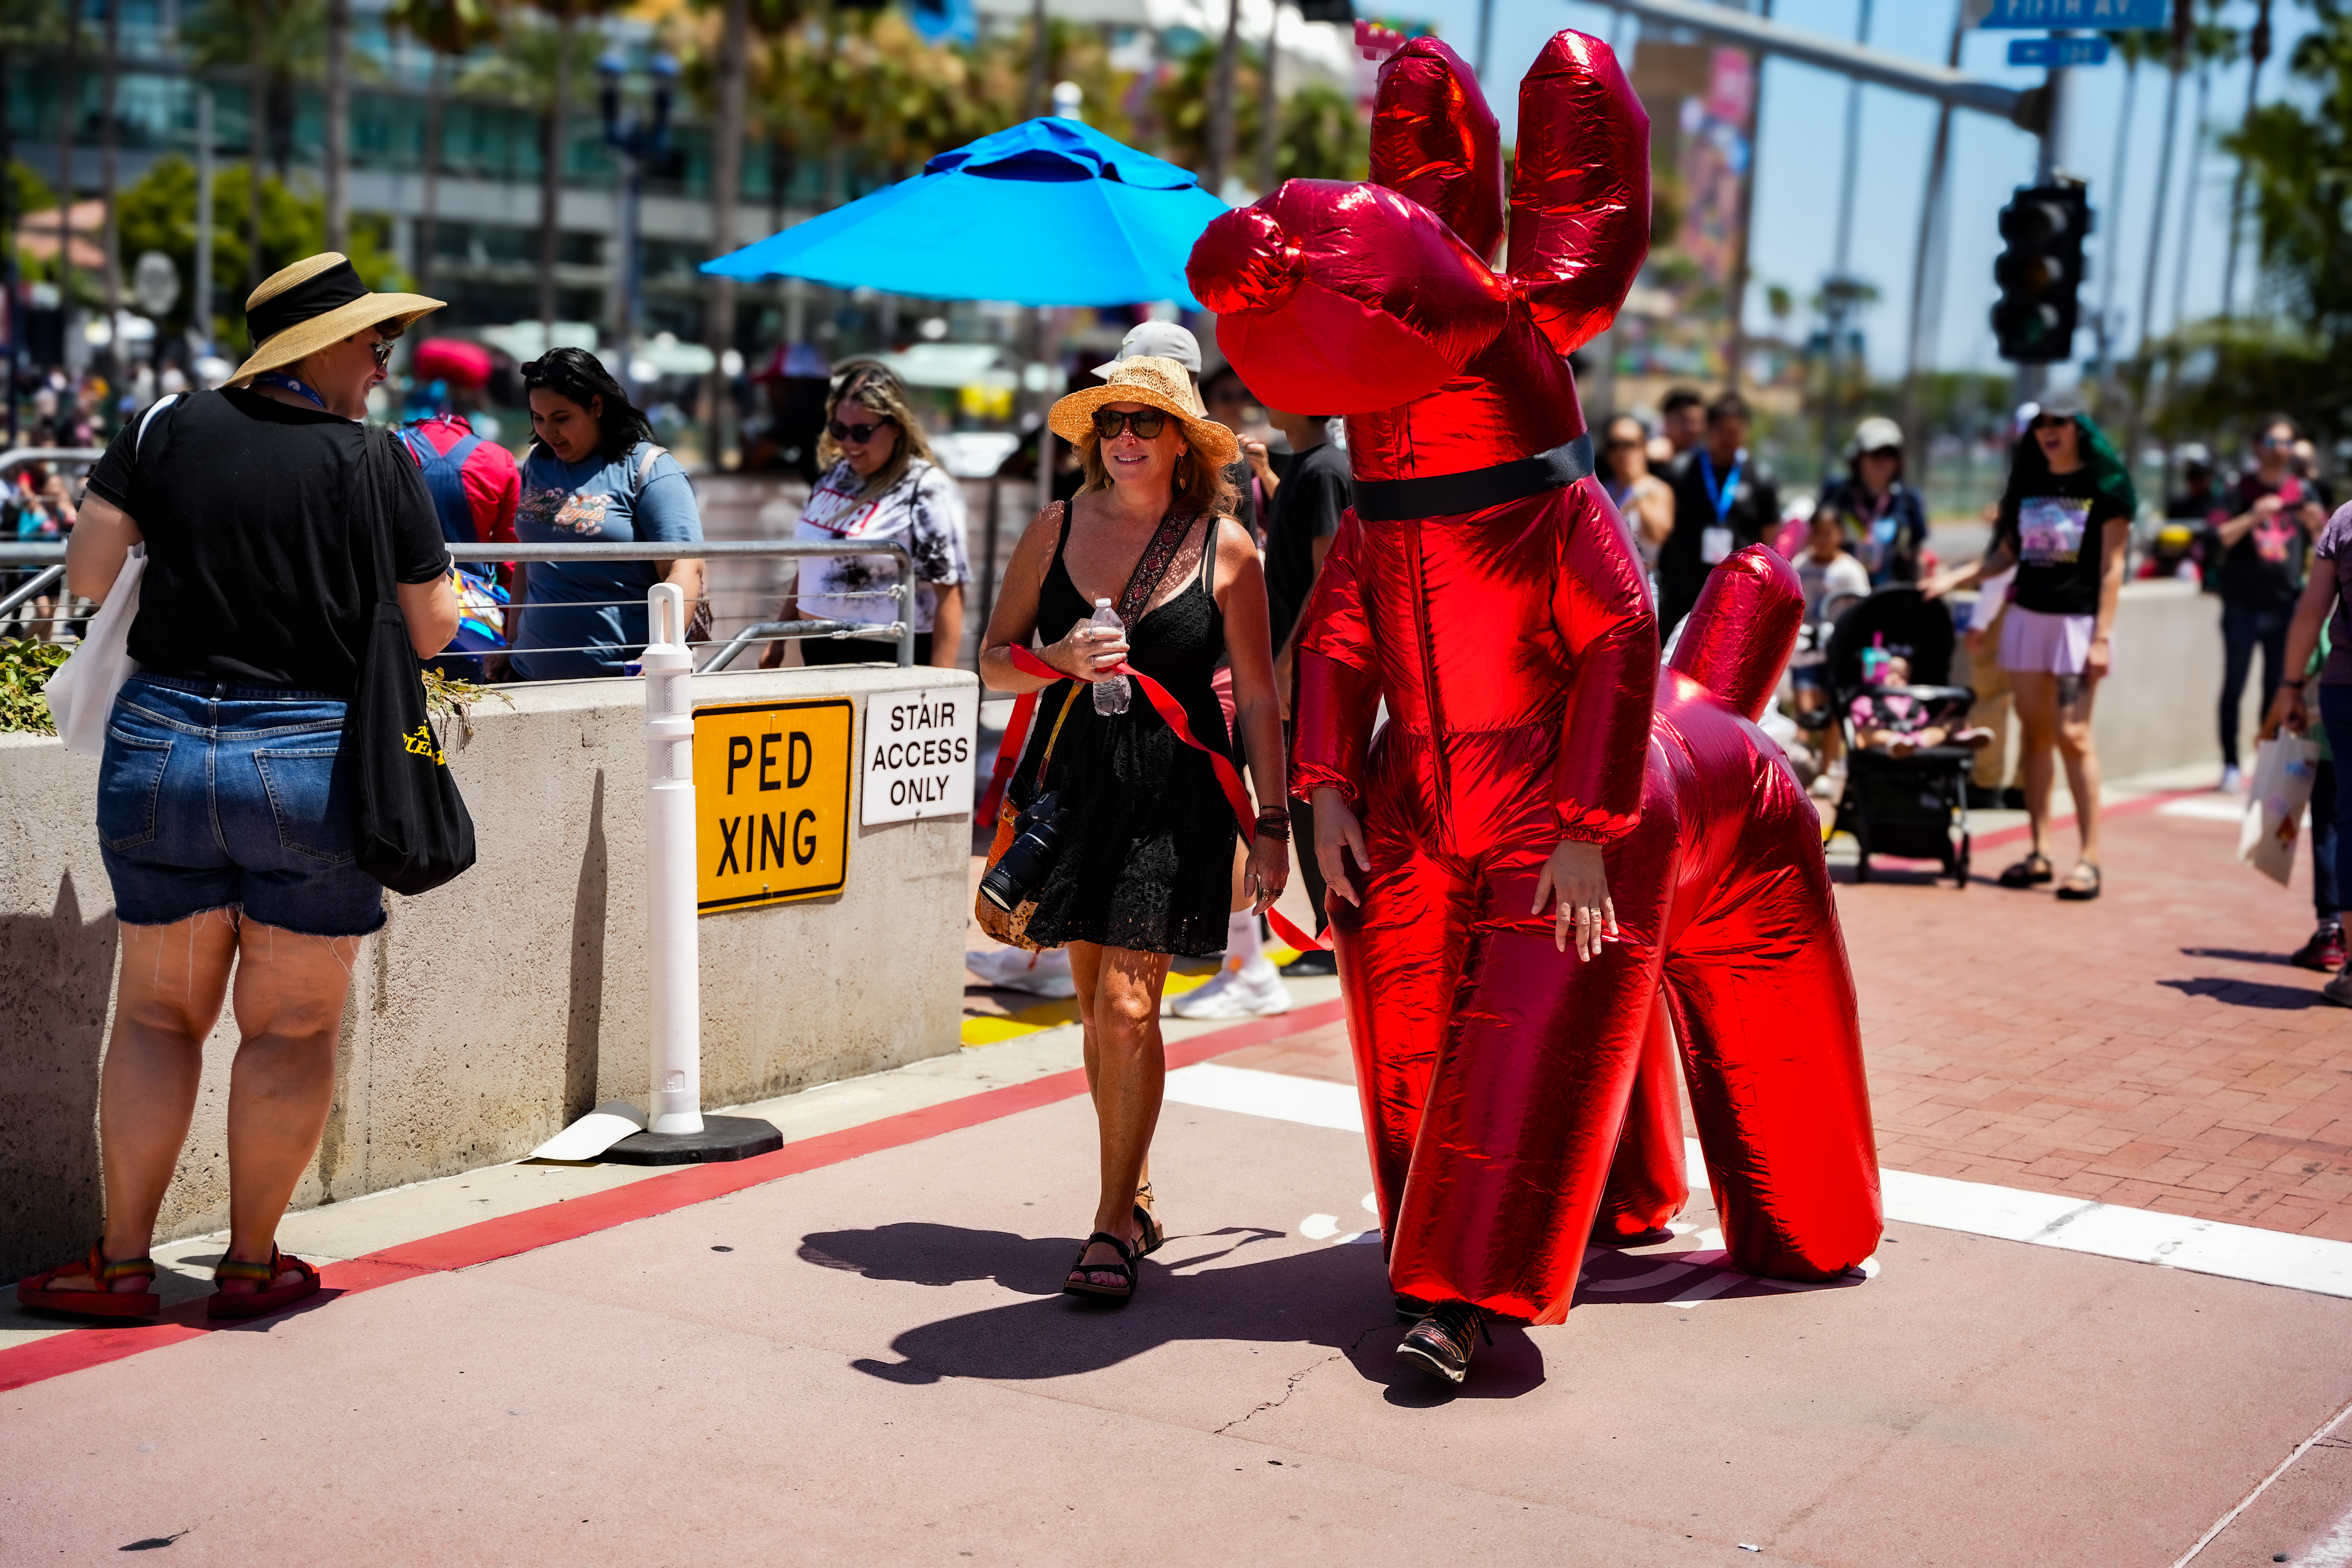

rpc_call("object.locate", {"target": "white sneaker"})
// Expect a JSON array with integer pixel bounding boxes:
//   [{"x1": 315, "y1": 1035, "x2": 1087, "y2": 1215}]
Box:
[
  {"x1": 1171, "y1": 959, "x2": 1292, "y2": 1020},
  {"x1": 2220, "y1": 765, "x2": 2244, "y2": 793},
  {"x1": 966, "y1": 946, "x2": 1076, "y2": 999}
]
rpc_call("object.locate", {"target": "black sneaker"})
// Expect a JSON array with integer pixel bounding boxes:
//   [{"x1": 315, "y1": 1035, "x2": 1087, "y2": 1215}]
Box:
[
  {"x1": 1392, "y1": 1292, "x2": 1429, "y2": 1324},
  {"x1": 1396, "y1": 1300, "x2": 1490, "y2": 1385},
  {"x1": 1281, "y1": 948, "x2": 1338, "y2": 977}
]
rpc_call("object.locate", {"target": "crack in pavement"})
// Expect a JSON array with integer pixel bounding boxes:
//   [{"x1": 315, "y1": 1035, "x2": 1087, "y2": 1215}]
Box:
[{"x1": 1213, "y1": 1323, "x2": 1383, "y2": 1436}]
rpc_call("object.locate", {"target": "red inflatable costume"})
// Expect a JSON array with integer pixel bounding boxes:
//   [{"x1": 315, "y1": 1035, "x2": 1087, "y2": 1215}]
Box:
[{"x1": 1188, "y1": 32, "x2": 1880, "y2": 1326}]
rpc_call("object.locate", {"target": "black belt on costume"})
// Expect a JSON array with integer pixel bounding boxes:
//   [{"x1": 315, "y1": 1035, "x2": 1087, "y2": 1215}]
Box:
[{"x1": 1350, "y1": 433, "x2": 1596, "y2": 523}]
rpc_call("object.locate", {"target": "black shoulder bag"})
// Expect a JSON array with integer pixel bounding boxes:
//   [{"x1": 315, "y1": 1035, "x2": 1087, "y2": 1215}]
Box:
[{"x1": 343, "y1": 424, "x2": 478, "y2": 895}]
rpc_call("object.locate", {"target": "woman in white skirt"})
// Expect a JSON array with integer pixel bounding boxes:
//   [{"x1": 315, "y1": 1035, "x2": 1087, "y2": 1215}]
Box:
[{"x1": 1925, "y1": 390, "x2": 2133, "y2": 900}]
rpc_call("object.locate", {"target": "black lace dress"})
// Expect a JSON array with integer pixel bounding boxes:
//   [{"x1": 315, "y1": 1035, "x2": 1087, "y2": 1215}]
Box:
[{"x1": 1011, "y1": 505, "x2": 1240, "y2": 958}]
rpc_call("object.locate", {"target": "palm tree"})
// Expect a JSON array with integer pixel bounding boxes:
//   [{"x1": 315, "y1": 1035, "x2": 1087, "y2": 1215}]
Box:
[
  {"x1": 1205, "y1": 0, "x2": 1243, "y2": 197},
  {"x1": 325, "y1": 0, "x2": 349, "y2": 251},
  {"x1": 2220, "y1": 0, "x2": 2273, "y2": 319},
  {"x1": 389, "y1": 0, "x2": 504, "y2": 298},
  {"x1": 457, "y1": 7, "x2": 611, "y2": 340}
]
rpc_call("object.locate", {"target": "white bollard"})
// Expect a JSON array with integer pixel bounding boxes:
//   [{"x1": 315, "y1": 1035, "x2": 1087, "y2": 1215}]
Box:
[{"x1": 642, "y1": 582, "x2": 704, "y2": 1136}]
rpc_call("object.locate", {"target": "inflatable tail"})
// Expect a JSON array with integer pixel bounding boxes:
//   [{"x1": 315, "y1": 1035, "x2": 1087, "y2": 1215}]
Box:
[{"x1": 1666, "y1": 545, "x2": 1805, "y2": 722}]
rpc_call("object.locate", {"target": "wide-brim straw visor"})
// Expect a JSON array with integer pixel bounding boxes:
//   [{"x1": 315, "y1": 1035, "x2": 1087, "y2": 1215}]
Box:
[
  {"x1": 228, "y1": 252, "x2": 445, "y2": 387},
  {"x1": 1048, "y1": 355, "x2": 1241, "y2": 470}
]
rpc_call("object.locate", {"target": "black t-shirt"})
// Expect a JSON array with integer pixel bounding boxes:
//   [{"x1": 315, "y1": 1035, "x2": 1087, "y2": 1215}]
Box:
[
  {"x1": 1996, "y1": 465, "x2": 2132, "y2": 617},
  {"x1": 1263, "y1": 440, "x2": 1352, "y2": 653},
  {"x1": 87, "y1": 388, "x2": 448, "y2": 697},
  {"x1": 2213, "y1": 473, "x2": 2313, "y2": 610},
  {"x1": 1659, "y1": 446, "x2": 1780, "y2": 632}
]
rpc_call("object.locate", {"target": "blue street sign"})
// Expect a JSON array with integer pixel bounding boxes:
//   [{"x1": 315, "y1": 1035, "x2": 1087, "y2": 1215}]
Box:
[
  {"x1": 2008, "y1": 35, "x2": 2114, "y2": 66},
  {"x1": 1979, "y1": 0, "x2": 2167, "y2": 28}
]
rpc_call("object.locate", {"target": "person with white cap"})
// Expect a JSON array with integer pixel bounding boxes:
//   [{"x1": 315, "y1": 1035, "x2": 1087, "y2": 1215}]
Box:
[
  {"x1": 20, "y1": 254, "x2": 459, "y2": 1325},
  {"x1": 1814, "y1": 415, "x2": 1927, "y2": 588}
]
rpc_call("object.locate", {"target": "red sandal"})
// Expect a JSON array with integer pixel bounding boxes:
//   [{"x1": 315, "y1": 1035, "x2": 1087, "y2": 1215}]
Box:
[
  {"x1": 16, "y1": 1243, "x2": 162, "y2": 1319},
  {"x1": 207, "y1": 1246, "x2": 320, "y2": 1321}
]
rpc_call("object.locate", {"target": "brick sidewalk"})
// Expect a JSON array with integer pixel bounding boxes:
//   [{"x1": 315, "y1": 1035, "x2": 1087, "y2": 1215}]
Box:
[
  {"x1": 1208, "y1": 802, "x2": 2352, "y2": 1243},
  {"x1": 1850, "y1": 803, "x2": 2352, "y2": 1241}
]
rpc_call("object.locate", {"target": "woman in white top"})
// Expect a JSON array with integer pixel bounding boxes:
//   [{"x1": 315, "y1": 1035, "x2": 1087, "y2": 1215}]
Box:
[{"x1": 762, "y1": 361, "x2": 969, "y2": 669}]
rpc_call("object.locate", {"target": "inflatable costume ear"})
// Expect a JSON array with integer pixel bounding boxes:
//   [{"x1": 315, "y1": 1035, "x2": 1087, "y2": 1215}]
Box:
[
  {"x1": 1668, "y1": 545, "x2": 1805, "y2": 722},
  {"x1": 1368, "y1": 37, "x2": 1506, "y2": 265},
  {"x1": 1507, "y1": 30, "x2": 1651, "y2": 358}
]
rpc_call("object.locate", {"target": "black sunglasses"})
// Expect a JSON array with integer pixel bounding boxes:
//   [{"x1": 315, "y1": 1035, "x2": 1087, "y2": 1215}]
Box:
[
  {"x1": 1092, "y1": 407, "x2": 1170, "y2": 441},
  {"x1": 2030, "y1": 416, "x2": 2071, "y2": 432},
  {"x1": 827, "y1": 418, "x2": 892, "y2": 443},
  {"x1": 360, "y1": 328, "x2": 403, "y2": 368}
]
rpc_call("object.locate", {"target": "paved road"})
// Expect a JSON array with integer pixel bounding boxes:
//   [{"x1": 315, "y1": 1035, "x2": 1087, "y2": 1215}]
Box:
[{"x1": 4, "y1": 786, "x2": 2350, "y2": 1566}]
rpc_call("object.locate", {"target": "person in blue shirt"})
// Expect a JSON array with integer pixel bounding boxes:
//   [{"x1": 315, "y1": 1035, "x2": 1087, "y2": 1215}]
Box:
[
  {"x1": 508, "y1": 347, "x2": 704, "y2": 680},
  {"x1": 1815, "y1": 416, "x2": 1929, "y2": 588}
]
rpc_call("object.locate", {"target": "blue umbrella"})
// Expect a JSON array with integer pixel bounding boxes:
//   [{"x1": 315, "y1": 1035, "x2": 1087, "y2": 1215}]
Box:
[{"x1": 700, "y1": 117, "x2": 1229, "y2": 309}]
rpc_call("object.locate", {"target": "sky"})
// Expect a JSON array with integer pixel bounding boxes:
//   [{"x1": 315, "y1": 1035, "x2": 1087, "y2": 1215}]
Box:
[{"x1": 1382, "y1": 0, "x2": 2313, "y2": 382}]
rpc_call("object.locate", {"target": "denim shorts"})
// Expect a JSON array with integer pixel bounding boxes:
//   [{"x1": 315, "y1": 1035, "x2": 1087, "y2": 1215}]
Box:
[{"x1": 96, "y1": 675, "x2": 386, "y2": 938}]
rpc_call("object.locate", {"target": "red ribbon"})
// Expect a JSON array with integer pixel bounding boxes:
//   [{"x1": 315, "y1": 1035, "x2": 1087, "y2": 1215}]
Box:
[{"x1": 1005, "y1": 644, "x2": 1329, "y2": 953}]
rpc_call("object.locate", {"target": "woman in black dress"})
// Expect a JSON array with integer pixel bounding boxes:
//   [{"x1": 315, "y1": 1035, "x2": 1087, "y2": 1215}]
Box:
[{"x1": 979, "y1": 355, "x2": 1290, "y2": 1303}]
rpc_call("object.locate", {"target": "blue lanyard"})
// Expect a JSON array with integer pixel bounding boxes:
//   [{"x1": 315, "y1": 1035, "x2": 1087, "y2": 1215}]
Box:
[
  {"x1": 256, "y1": 371, "x2": 327, "y2": 410},
  {"x1": 1697, "y1": 450, "x2": 1745, "y2": 526}
]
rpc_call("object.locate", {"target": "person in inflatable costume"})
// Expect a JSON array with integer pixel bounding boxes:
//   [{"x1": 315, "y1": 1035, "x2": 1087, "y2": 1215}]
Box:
[{"x1": 1187, "y1": 31, "x2": 1881, "y2": 1384}]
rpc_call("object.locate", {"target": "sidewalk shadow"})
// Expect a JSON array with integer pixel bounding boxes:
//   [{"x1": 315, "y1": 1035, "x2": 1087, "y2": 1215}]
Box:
[
  {"x1": 2158, "y1": 975, "x2": 2326, "y2": 1010},
  {"x1": 2178, "y1": 946, "x2": 2298, "y2": 969},
  {"x1": 808, "y1": 1221, "x2": 1549, "y2": 1403}
]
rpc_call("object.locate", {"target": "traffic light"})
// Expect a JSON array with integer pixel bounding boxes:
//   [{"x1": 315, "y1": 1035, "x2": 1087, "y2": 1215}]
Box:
[{"x1": 1991, "y1": 180, "x2": 2090, "y2": 364}]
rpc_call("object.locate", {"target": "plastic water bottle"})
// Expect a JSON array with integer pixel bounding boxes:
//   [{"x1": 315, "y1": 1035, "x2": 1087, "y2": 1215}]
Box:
[{"x1": 1089, "y1": 598, "x2": 1130, "y2": 715}]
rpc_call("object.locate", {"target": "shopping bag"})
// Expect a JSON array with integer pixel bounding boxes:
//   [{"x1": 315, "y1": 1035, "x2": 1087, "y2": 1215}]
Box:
[
  {"x1": 42, "y1": 545, "x2": 144, "y2": 756},
  {"x1": 2238, "y1": 735, "x2": 2321, "y2": 887},
  {"x1": 343, "y1": 428, "x2": 476, "y2": 896}
]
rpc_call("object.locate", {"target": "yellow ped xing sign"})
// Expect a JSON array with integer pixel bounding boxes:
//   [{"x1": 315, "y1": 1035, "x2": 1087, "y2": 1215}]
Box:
[{"x1": 693, "y1": 698, "x2": 854, "y2": 913}]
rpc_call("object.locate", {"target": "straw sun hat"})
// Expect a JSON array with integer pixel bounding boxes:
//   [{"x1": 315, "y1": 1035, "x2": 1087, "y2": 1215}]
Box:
[
  {"x1": 228, "y1": 252, "x2": 445, "y2": 387},
  {"x1": 1047, "y1": 355, "x2": 1241, "y2": 470}
]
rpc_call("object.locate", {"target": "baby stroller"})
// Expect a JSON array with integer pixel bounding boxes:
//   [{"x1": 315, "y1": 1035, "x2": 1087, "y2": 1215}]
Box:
[{"x1": 1805, "y1": 587, "x2": 1975, "y2": 885}]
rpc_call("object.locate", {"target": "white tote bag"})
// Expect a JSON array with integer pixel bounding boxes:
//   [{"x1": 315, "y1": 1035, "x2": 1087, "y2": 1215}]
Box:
[
  {"x1": 2237, "y1": 735, "x2": 2322, "y2": 887},
  {"x1": 42, "y1": 393, "x2": 178, "y2": 756},
  {"x1": 43, "y1": 544, "x2": 144, "y2": 756}
]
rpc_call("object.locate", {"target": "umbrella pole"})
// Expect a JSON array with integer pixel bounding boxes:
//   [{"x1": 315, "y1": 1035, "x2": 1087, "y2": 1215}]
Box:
[{"x1": 979, "y1": 470, "x2": 1002, "y2": 670}]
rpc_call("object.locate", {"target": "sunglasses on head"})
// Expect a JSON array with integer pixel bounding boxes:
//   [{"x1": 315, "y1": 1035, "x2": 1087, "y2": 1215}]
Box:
[
  {"x1": 1092, "y1": 407, "x2": 1170, "y2": 441},
  {"x1": 827, "y1": 418, "x2": 892, "y2": 443}
]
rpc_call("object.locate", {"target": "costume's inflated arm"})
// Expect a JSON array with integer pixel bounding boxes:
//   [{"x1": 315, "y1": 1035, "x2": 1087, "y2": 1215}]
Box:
[
  {"x1": 1368, "y1": 37, "x2": 1504, "y2": 264},
  {"x1": 1550, "y1": 487, "x2": 1657, "y2": 841},
  {"x1": 1191, "y1": 184, "x2": 1511, "y2": 417},
  {"x1": 1290, "y1": 514, "x2": 1381, "y2": 805},
  {"x1": 1507, "y1": 31, "x2": 1650, "y2": 358}
]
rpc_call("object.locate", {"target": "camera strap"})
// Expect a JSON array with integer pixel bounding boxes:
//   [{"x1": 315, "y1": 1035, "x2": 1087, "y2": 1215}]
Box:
[{"x1": 1006, "y1": 643, "x2": 1326, "y2": 954}]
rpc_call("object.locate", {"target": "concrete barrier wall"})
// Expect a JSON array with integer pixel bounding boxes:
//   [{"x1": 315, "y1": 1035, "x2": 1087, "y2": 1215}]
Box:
[
  {"x1": 0, "y1": 663, "x2": 975, "y2": 1283},
  {"x1": 1953, "y1": 578, "x2": 2238, "y2": 785}
]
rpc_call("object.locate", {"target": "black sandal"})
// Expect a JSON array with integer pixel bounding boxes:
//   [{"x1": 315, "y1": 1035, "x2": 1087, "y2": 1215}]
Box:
[
  {"x1": 2055, "y1": 862, "x2": 2102, "y2": 901},
  {"x1": 1132, "y1": 1184, "x2": 1166, "y2": 1257},
  {"x1": 1063, "y1": 1232, "x2": 1137, "y2": 1301},
  {"x1": 1998, "y1": 852, "x2": 2054, "y2": 889}
]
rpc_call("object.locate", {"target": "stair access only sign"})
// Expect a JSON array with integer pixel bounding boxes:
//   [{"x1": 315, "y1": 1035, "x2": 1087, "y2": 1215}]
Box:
[
  {"x1": 694, "y1": 697, "x2": 854, "y2": 912},
  {"x1": 862, "y1": 686, "x2": 979, "y2": 826}
]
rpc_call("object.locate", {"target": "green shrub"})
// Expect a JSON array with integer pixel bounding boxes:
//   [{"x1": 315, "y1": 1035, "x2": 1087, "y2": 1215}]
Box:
[{"x1": 0, "y1": 638, "x2": 69, "y2": 735}]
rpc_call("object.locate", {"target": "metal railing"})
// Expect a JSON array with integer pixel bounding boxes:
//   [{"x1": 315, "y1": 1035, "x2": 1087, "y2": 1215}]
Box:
[
  {"x1": 0, "y1": 537, "x2": 919, "y2": 671},
  {"x1": 0, "y1": 447, "x2": 920, "y2": 671},
  {"x1": 445, "y1": 540, "x2": 917, "y2": 671}
]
